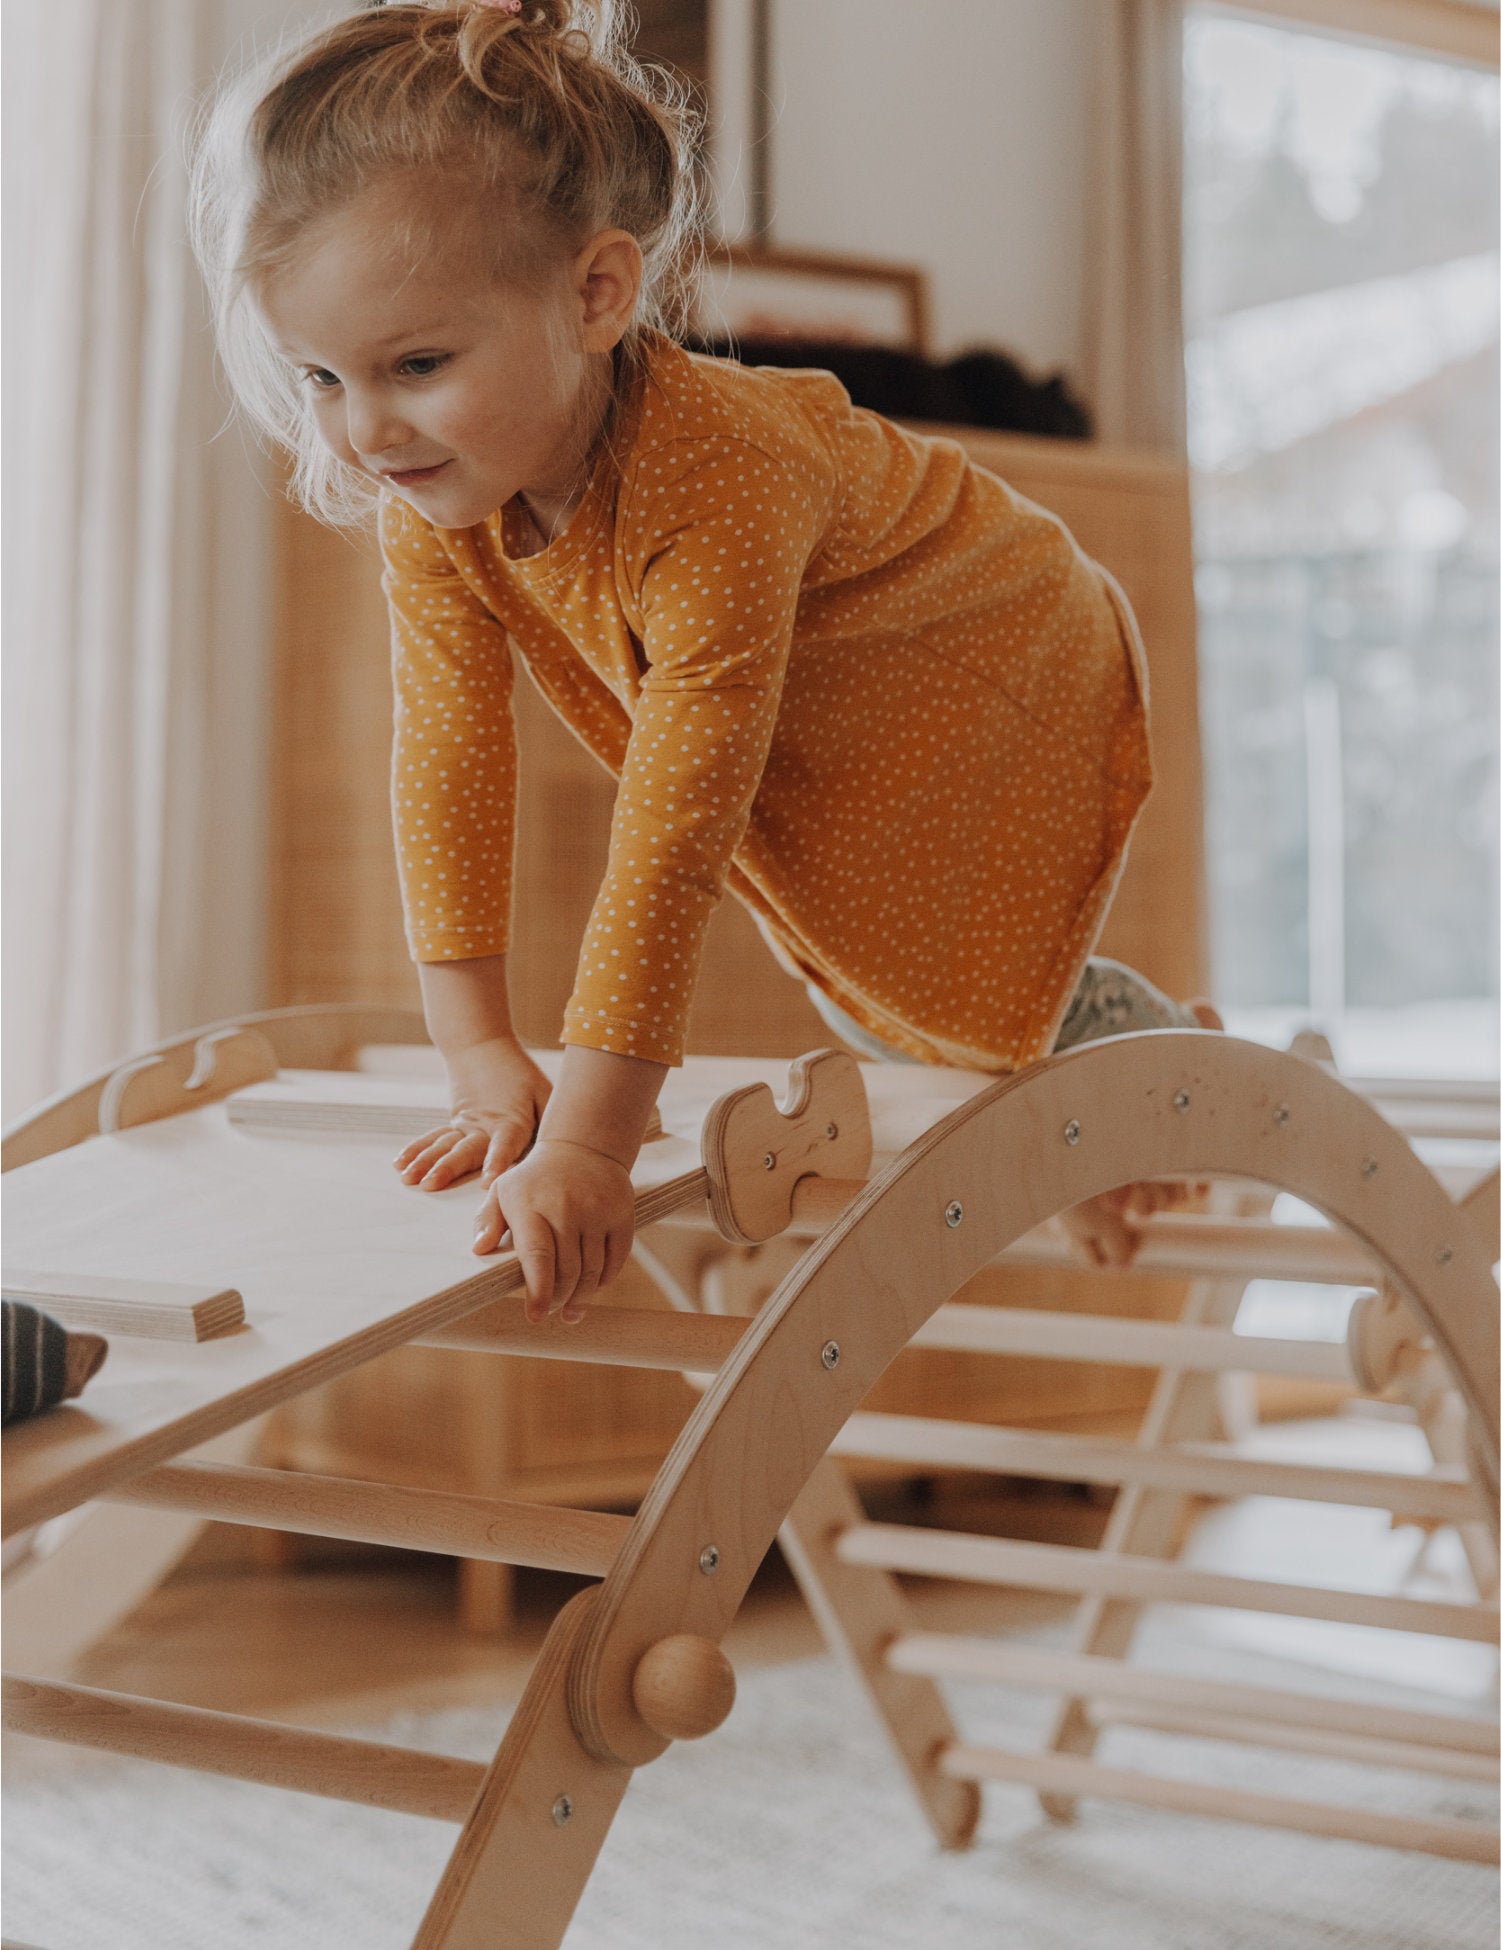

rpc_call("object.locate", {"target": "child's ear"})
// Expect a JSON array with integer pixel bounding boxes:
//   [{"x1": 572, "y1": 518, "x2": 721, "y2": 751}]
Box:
[{"x1": 574, "y1": 229, "x2": 642, "y2": 352}]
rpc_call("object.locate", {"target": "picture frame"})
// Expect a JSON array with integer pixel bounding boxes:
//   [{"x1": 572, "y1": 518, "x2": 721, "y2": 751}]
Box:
[{"x1": 694, "y1": 245, "x2": 934, "y2": 357}]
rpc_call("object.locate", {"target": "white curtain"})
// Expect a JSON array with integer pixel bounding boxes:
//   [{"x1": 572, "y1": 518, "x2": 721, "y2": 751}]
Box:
[
  {"x1": 1, "y1": 3, "x2": 294, "y2": 1123},
  {"x1": 1081, "y1": 0, "x2": 1190, "y2": 451}
]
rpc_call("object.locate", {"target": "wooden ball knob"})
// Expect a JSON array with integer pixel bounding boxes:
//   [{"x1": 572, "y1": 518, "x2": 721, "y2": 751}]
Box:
[{"x1": 631, "y1": 1634, "x2": 736, "y2": 1742}]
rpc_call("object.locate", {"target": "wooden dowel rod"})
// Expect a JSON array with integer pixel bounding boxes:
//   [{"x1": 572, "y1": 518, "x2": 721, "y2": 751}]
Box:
[
  {"x1": 1087, "y1": 1699, "x2": 1501, "y2": 1782},
  {"x1": 786, "y1": 1185, "x2": 1393, "y2": 1285},
  {"x1": 906, "y1": 1306, "x2": 1354, "y2": 1380},
  {"x1": 1, "y1": 1674, "x2": 484, "y2": 1823},
  {"x1": 829, "y1": 1412, "x2": 1477, "y2": 1522},
  {"x1": 835, "y1": 1524, "x2": 1500, "y2": 1643},
  {"x1": 937, "y1": 1741, "x2": 1500, "y2": 1863},
  {"x1": 1347, "y1": 1074, "x2": 1498, "y2": 1107},
  {"x1": 886, "y1": 1636, "x2": 1499, "y2": 1756},
  {"x1": 104, "y1": 1463, "x2": 628, "y2": 1576},
  {"x1": 993, "y1": 1217, "x2": 1383, "y2": 1285},
  {"x1": 415, "y1": 1296, "x2": 745, "y2": 1372},
  {"x1": 1370, "y1": 1103, "x2": 1499, "y2": 1142}
]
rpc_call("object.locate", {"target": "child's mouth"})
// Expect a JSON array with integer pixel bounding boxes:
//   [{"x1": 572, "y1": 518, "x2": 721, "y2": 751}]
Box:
[{"x1": 383, "y1": 461, "x2": 450, "y2": 487}]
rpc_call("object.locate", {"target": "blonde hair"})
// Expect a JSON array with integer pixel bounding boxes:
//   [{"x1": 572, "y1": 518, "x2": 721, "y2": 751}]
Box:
[{"x1": 188, "y1": 1, "x2": 706, "y2": 526}]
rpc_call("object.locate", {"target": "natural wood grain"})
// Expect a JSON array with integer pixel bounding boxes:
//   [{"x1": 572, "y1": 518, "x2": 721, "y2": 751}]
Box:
[
  {"x1": 834, "y1": 1523, "x2": 1499, "y2": 1642},
  {"x1": 938, "y1": 1742, "x2": 1500, "y2": 1864},
  {"x1": 779, "y1": 1460, "x2": 980, "y2": 1849},
  {"x1": 2, "y1": 1674, "x2": 484, "y2": 1822},
  {"x1": 0, "y1": 1273, "x2": 244, "y2": 1343},
  {"x1": 886, "y1": 1637, "x2": 1499, "y2": 1757},
  {"x1": 104, "y1": 1461, "x2": 629, "y2": 1575}
]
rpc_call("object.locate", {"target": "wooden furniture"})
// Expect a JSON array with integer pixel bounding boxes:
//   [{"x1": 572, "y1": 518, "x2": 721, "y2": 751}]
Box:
[
  {"x1": 264, "y1": 432, "x2": 1208, "y2": 1594},
  {"x1": 3, "y1": 1012, "x2": 1497, "y2": 1944}
]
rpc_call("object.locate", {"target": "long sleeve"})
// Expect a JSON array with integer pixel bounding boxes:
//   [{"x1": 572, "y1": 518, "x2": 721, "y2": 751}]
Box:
[
  {"x1": 380, "y1": 495, "x2": 518, "y2": 961},
  {"x1": 561, "y1": 438, "x2": 834, "y2": 1064}
]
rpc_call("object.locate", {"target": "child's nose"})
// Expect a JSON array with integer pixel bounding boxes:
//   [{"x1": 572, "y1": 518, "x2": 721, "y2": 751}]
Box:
[{"x1": 345, "y1": 391, "x2": 414, "y2": 463}]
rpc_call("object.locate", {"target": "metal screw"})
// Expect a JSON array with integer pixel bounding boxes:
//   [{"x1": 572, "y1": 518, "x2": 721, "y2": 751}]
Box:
[
  {"x1": 944, "y1": 1200, "x2": 964, "y2": 1228},
  {"x1": 825, "y1": 1122, "x2": 838, "y2": 1140},
  {"x1": 1436, "y1": 1245, "x2": 1453, "y2": 1266},
  {"x1": 1360, "y1": 1157, "x2": 1379, "y2": 1179},
  {"x1": 698, "y1": 1544, "x2": 721, "y2": 1576},
  {"x1": 1173, "y1": 1090, "x2": 1191, "y2": 1113},
  {"x1": 1273, "y1": 1104, "x2": 1291, "y2": 1127},
  {"x1": 1063, "y1": 1119, "x2": 1081, "y2": 1146},
  {"x1": 762, "y1": 1152, "x2": 776, "y2": 1171},
  {"x1": 821, "y1": 1340, "x2": 841, "y2": 1370},
  {"x1": 551, "y1": 1794, "x2": 574, "y2": 1827}
]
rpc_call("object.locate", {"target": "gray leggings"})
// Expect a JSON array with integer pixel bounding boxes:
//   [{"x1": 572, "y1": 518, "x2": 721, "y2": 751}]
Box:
[{"x1": 806, "y1": 957, "x2": 1197, "y2": 1065}]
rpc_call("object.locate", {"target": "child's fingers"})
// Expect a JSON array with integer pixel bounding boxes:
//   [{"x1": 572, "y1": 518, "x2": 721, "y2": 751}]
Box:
[
  {"x1": 602, "y1": 1224, "x2": 633, "y2": 1290},
  {"x1": 472, "y1": 1186, "x2": 508, "y2": 1256},
  {"x1": 395, "y1": 1126, "x2": 450, "y2": 1171},
  {"x1": 397, "y1": 1138, "x2": 461, "y2": 1177},
  {"x1": 415, "y1": 1131, "x2": 488, "y2": 1190},
  {"x1": 480, "y1": 1115, "x2": 541, "y2": 1187},
  {"x1": 558, "y1": 1237, "x2": 606, "y2": 1319},
  {"x1": 507, "y1": 1212, "x2": 558, "y2": 1322},
  {"x1": 561, "y1": 1226, "x2": 631, "y2": 1325}
]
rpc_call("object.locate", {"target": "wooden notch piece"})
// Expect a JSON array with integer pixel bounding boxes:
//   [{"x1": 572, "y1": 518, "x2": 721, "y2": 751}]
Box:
[
  {"x1": 0, "y1": 1272, "x2": 244, "y2": 1343},
  {"x1": 700, "y1": 1048, "x2": 872, "y2": 1243},
  {"x1": 630, "y1": 1635, "x2": 736, "y2": 1742},
  {"x1": 97, "y1": 1027, "x2": 279, "y2": 1134},
  {"x1": 2, "y1": 1673, "x2": 483, "y2": 1823},
  {"x1": 1347, "y1": 1288, "x2": 1428, "y2": 1392}
]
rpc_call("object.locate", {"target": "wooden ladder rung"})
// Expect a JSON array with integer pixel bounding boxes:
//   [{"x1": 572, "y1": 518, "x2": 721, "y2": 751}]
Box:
[
  {"x1": 885, "y1": 1636, "x2": 1500, "y2": 1758},
  {"x1": 103, "y1": 1462, "x2": 628, "y2": 1575},
  {"x1": 937, "y1": 1741, "x2": 1501, "y2": 1863},
  {"x1": 1, "y1": 1674, "x2": 484, "y2": 1822},
  {"x1": 835, "y1": 1525, "x2": 1501, "y2": 1642},
  {"x1": 785, "y1": 1187, "x2": 1395, "y2": 1285},
  {"x1": 1087, "y1": 1699, "x2": 1501, "y2": 1783},
  {"x1": 830, "y1": 1412, "x2": 1478, "y2": 1522},
  {"x1": 906, "y1": 1305, "x2": 1354, "y2": 1380},
  {"x1": 416, "y1": 1296, "x2": 746, "y2": 1372}
]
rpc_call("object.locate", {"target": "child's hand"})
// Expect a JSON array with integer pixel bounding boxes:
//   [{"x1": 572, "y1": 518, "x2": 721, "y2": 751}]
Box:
[
  {"x1": 394, "y1": 1037, "x2": 553, "y2": 1192},
  {"x1": 473, "y1": 1139, "x2": 636, "y2": 1323}
]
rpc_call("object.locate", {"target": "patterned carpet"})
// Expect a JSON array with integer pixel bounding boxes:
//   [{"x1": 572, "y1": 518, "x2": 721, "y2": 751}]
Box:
[{"x1": 4, "y1": 1638, "x2": 1496, "y2": 1949}]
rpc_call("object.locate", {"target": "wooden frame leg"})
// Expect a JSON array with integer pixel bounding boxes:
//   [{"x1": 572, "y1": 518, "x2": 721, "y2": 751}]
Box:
[
  {"x1": 779, "y1": 1460, "x2": 981, "y2": 1850},
  {"x1": 1038, "y1": 1272, "x2": 1251, "y2": 1818},
  {"x1": 415, "y1": 1591, "x2": 633, "y2": 1950},
  {"x1": 459, "y1": 1559, "x2": 517, "y2": 1637}
]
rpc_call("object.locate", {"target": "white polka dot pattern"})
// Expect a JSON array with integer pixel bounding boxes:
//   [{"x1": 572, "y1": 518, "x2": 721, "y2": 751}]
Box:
[{"x1": 379, "y1": 335, "x2": 1154, "y2": 1071}]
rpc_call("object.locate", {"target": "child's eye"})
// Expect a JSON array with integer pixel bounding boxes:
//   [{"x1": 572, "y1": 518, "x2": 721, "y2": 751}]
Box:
[
  {"x1": 399, "y1": 354, "x2": 449, "y2": 379},
  {"x1": 303, "y1": 368, "x2": 341, "y2": 391}
]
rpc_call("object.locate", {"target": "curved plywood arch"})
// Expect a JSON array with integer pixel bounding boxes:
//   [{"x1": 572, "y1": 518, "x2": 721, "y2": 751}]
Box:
[{"x1": 571, "y1": 1031, "x2": 1498, "y2": 1766}]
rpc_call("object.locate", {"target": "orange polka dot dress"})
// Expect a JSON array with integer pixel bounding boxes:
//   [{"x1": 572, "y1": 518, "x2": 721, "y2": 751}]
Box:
[{"x1": 380, "y1": 331, "x2": 1154, "y2": 1073}]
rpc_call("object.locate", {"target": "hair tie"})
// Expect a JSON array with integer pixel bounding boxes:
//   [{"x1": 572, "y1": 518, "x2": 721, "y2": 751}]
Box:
[{"x1": 474, "y1": 0, "x2": 524, "y2": 12}]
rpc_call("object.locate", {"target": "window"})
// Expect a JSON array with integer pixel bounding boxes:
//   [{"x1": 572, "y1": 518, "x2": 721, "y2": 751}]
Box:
[{"x1": 1184, "y1": 8, "x2": 1498, "y2": 1077}]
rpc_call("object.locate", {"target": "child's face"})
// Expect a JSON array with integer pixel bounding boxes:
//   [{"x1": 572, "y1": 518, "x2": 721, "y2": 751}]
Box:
[{"x1": 259, "y1": 177, "x2": 621, "y2": 528}]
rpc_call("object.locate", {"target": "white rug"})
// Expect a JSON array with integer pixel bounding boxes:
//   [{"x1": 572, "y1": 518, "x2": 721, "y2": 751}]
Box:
[{"x1": 4, "y1": 1649, "x2": 1496, "y2": 1950}]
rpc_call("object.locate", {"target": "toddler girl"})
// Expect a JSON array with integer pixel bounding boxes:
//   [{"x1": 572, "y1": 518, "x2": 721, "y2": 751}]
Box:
[{"x1": 191, "y1": 0, "x2": 1210, "y2": 1323}]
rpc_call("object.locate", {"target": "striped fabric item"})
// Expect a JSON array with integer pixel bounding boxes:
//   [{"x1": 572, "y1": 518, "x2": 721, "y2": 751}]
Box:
[{"x1": 2, "y1": 1301, "x2": 107, "y2": 1425}]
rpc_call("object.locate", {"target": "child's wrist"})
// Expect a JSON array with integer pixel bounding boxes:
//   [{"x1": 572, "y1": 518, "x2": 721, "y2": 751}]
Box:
[
  {"x1": 531, "y1": 1135, "x2": 634, "y2": 1172},
  {"x1": 437, "y1": 1029, "x2": 527, "y2": 1066}
]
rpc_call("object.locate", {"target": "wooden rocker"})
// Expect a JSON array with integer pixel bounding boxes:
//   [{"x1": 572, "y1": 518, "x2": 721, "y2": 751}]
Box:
[{"x1": 3, "y1": 1009, "x2": 1497, "y2": 1944}]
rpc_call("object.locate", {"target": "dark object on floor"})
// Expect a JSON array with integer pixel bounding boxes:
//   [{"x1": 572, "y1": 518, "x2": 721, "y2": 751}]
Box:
[
  {"x1": 687, "y1": 335, "x2": 1092, "y2": 440},
  {"x1": 2, "y1": 1300, "x2": 108, "y2": 1425}
]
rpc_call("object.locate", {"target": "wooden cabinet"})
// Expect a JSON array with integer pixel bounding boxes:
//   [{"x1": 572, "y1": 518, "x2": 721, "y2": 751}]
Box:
[{"x1": 261, "y1": 426, "x2": 1207, "y2": 1619}]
